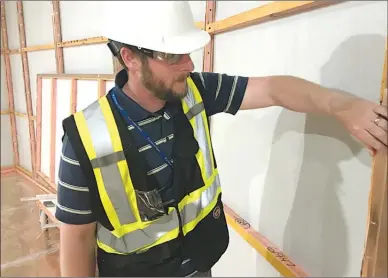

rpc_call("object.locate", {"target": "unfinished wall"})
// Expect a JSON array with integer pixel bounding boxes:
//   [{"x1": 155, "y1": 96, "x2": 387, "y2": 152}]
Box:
[
  {"x1": 1, "y1": 42, "x2": 14, "y2": 168},
  {"x1": 210, "y1": 1, "x2": 387, "y2": 277},
  {"x1": 1, "y1": 1, "x2": 387, "y2": 277}
]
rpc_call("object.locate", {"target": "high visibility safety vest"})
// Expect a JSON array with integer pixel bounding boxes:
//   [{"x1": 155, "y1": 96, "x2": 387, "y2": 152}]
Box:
[{"x1": 62, "y1": 75, "x2": 230, "y2": 274}]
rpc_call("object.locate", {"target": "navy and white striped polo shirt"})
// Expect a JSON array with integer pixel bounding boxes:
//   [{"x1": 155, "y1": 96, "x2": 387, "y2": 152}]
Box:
[{"x1": 55, "y1": 70, "x2": 248, "y2": 224}]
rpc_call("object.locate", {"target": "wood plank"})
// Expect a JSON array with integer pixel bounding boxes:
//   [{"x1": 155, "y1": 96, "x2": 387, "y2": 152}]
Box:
[
  {"x1": 0, "y1": 22, "x2": 205, "y2": 55},
  {"x1": 207, "y1": 1, "x2": 343, "y2": 35},
  {"x1": 70, "y1": 79, "x2": 77, "y2": 113},
  {"x1": 1, "y1": 2, "x2": 20, "y2": 166},
  {"x1": 16, "y1": 1, "x2": 37, "y2": 176},
  {"x1": 203, "y1": 1, "x2": 216, "y2": 72},
  {"x1": 52, "y1": 1, "x2": 64, "y2": 73},
  {"x1": 49, "y1": 78, "x2": 57, "y2": 184},
  {"x1": 36, "y1": 77, "x2": 43, "y2": 172},
  {"x1": 361, "y1": 39, "x2": 388, "y2": 277},
  {"x1": 37, "y1": 73, "x2": 114, "y2": 80},
  {"x1": 224, "y1": 204, "x2": 308, "y2": 277}
]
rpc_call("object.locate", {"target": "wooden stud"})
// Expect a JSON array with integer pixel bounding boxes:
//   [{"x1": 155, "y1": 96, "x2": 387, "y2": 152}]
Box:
[
  {"x1": 70, "y1": 79, "x2": 77, "y2": 113},
  {"x1": 1, "y1": 2, "x2": 20, "y2": 166},
  {"x1": 49, "y1": 78, "x2": 57, "y2": 184},
  {"x1": 16, "y1": 167, "x2": 54, "y2": 194},
  {"x1": 224, "y1": 204, "x2": 308, "y2": 277},
  {"x1": 37, "y1": 170, "x2": 57, "y2": 192},
  {"x1": 203, "y1": 1, "x2": 216, "y2": 73},
  {"x1": 36, "y1": 76, "x2": 43, "y2": 172},
  {"x1": 98, "y1": 79, "x2": 106, "y2": 98},
  {"x1": 361, "y1": 40, "x2": 388, "y2": 278},
  {"x1": 52, "y1": 0, "x2": 64, "y2": 73},
  {"x1": 207, "y1": 1, "x2": 342, "y2": 35},
  {"x1": 38, "y1": 73, "x2": 114, "y2": 80},
  {"x1": 1, "y1": 166, "x2": 16, "y2": 175},
  {"x1": 16, "y1": 1, "x2": 37, "y2": 177},
  {"x1": 0, "y1": 110, "x2": 10, "y2": 115},
  {"x1": 14, "y1": 111, "x2": 36, "y2": 120}
]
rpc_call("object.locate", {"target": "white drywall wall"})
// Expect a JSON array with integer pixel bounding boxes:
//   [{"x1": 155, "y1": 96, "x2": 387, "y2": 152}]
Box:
[
  {"x1": 210, "y1": 1, "x2": 387, "y2": 277},
  {"x1": 1, "y1": 53, "x2": 14, "y2": 167}
]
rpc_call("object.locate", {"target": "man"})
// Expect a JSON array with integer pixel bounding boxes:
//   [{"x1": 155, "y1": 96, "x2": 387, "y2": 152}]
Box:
[{"x1": 56, "y1": 2, "x2": 387, "y2": 277}]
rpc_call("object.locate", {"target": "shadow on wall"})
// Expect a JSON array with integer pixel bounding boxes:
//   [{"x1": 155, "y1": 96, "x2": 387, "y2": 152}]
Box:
[{"x1": 257, "y1": 34, "x2": 385, "y2": 277}]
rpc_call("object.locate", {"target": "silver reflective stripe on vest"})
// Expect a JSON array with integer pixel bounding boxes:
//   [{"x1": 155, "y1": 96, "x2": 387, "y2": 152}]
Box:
[
  {"x1": 182, "y1": 173, "x2": 220, "y2": 226},
  {"x1": 97, "y1": 209, "x2": 180, "y2": 254},
  {"x1": 83, "y1": 101, "x2": 136, "y2": 225},
  {"x1": 186, "y1": 102, "x2": 204, "y2": 120},
  {"x1": 97, "y1": 174, "x2": 221, "y2": 254},
  {"x1": 184, "y1": 88, "x2": 213, "y2": 179}
]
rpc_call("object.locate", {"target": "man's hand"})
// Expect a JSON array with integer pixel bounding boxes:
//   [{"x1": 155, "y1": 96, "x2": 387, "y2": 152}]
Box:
[
  {"x1": 332, "y1": 94, "x2": 387, "y2": 155},
  {"x1": 241, "y1": 75, "x2": 388, "y2": 154}
]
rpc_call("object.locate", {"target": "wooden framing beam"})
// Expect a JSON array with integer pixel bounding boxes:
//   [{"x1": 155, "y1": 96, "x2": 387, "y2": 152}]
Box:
[
  {"x1": 70, "y1": 79, "x2": 77, "y2": 113},
  {"x1": 224, "y1": 205, "x2": 308, "y2": 277},
  {"x1": 203, "y1": 1, "x2": 216, "y2": 72},
  {"x1": 1, "y1": 166, "x2": 16, "y2": 175},
  {"x1": 37, "y1": 73, "x2": 114, "y2": 80},
  {"x1": 16, "y1": 1, "x2": 37, "y2": 177},
  {"x1": 0, "y1": 22, "x2": 205, "y2": 55},
  {"x1": 361, "y1": 40, "x2": 388, "y2": 277},
  {"x1": 1, "y1": 2, "x2": 20, "y2": 166},
  {"x1": 49, "y1": 78, "x2": 57, "y2": 184},
  {"x1": 36, "y1": 76, "x2": 43, "y2": 172},
  {"x1": 207, "y1": 1, "x2": 342, "y2": 35},
  {"x1": 52, "y1": 0, "x2": 64, "y2": 73}
]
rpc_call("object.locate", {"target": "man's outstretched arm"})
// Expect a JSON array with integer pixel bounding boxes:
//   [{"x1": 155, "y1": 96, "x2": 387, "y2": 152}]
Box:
[{"x1": 240, "y1": 75, "x2": 387, "y2": 154}]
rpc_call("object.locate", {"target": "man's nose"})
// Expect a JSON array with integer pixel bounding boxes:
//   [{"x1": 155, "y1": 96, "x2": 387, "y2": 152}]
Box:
[{"x1": 178, "y1": 54, "x2": 194, "y2": 72}]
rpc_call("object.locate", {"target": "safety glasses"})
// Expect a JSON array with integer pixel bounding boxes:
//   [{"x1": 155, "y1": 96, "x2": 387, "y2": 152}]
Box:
[
  {"x1": 134, "y1": 46, "x2": 184, "y2": 65},
  {"x1": 108, "y1": 40, "x2": 184, "y2": 65}
]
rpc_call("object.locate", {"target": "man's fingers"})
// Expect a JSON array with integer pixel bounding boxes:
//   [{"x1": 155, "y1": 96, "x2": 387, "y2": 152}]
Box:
[
  {"x1": 366, "y1": 121, "x2": 388, "y2": 147},
  {"x1": 374, "y1": 105, "x2": 388, "y2": 119},
  {"x1": 359, "y1": 129, "x2": 387, "y2": 154},
  {"x1": 376, "y1": 117, "x2": 388, "y2": 132}
]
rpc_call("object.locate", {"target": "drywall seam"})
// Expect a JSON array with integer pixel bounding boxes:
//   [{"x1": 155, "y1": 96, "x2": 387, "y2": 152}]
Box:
[
  {"x1": 16, "y1": 1, "x2": 36, "y2": 176},
  {"x1": 361, "y1": 40, "x2": 388, "y2": 277},
  {"x1": 52, "y1": 1, "x2": 64, "y2": 73},
  {"x1": 1, "y1": 2, "x2": 19, "y2": 166},
  {"x1": 203, "y1": 1, "x2": 216, "y2": 72}
]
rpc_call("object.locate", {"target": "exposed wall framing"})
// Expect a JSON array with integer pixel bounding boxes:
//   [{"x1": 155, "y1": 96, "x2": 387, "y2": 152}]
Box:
[
  {"x1": 52, "y1": 0, "x2": 64, "y2": 73},
  {"x1": 207, "y1": 1, "x2": 341, "y2": 35},
  {"x1": 16, "y1": 1, "x2": 37, "y2": 176},
  {"x1": 1, "y1": 2, "x2": 19, "y2": 166},
  {"x1": 361, "y1": 40, "x2": 388, "y2": 277},
  {"x1": 203, "y1": 1, "x2": 216, "y2": 72},
  {"x1": 1, "y1": 1, "x2": 385, "y2": 277}
]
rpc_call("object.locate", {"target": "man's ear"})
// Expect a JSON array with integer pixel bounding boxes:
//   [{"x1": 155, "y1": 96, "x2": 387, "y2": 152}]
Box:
[{"x1": 120, "y1": 48, "x2": 141, "y2": 71}]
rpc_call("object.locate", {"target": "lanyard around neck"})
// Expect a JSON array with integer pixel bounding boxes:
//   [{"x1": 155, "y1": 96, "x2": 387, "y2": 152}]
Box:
[{"x1": 111, "y1": 89, "x2": 173, "y2": 169}]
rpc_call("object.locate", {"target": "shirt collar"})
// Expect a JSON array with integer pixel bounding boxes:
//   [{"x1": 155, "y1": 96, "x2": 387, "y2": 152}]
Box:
[{"x1": 110, "y1": 69, "x2": 180, "y2": 122}]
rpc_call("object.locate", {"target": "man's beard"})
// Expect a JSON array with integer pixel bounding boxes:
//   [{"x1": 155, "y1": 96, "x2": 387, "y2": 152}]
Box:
[{"x1": 140, "y1": 61, "x2": 189, "y2": 102}]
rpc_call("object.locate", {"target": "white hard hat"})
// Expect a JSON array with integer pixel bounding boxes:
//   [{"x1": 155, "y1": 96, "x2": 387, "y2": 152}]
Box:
[{"x1": 101, "y1": 1, "x2": 210, "y2": 54}]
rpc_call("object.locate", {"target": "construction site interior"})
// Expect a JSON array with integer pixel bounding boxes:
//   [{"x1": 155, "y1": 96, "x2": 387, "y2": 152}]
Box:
[{"x1": 0, "y1": 1, "x2": 387, "y2": 277}]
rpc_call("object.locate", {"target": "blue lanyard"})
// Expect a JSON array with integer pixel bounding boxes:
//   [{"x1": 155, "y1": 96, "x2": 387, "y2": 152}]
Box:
[{"x1": 111, "y1": 89, "x2": 173, "y2": 169}]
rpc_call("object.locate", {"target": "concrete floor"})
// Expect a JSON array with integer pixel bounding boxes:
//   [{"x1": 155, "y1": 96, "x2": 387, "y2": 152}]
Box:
[{"x1": 1, "y1": 173, "x2": 60, "y2": 277}]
